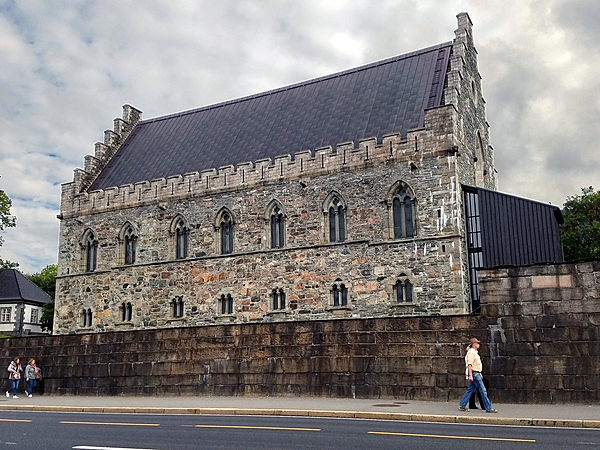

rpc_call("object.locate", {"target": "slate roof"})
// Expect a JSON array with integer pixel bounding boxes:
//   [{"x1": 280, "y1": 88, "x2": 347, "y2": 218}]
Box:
[
  {"x1": 90, "y1": 42, "x2": 452, "y2": 192},
  {"x1": 0, "y1": 269, "x2": 51, "y2": 304}
]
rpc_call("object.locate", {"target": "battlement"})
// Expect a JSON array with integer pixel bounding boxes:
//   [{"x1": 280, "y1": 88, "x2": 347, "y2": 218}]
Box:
[
  {"x1": 73, "y1": 104, "x2": 142, "y2": 193},
  {"x1": 60, "y1": 105, "x2": 458, "y2": 219}
]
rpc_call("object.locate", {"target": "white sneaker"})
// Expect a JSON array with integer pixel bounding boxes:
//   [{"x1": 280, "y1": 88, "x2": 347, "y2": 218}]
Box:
[
  {"x1": 5, "y1": 391, "x2": 9, "y2": 398},
  {"x1": 27, "y1": 394, "x2": 32, "y2": 398},
  {"x1": 12, "y1": 395, "x2": 18, "y2": 399}
]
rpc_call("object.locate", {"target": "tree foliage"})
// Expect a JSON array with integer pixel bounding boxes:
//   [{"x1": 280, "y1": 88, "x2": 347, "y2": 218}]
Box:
[
  {"x1": 0, "y1": 183, "x2": 17, "y2": 266},
  {"x1": 27, "y1": 264, "x2": 57, "y2": 333},
  {"x1": 561, "y1": 186, "x2": 600, "y2": 261}
]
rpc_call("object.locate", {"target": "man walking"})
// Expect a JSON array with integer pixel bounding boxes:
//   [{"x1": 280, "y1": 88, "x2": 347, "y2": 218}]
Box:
[{"x1": 458, "y1": 337, "x2": 498, "y2": 413}]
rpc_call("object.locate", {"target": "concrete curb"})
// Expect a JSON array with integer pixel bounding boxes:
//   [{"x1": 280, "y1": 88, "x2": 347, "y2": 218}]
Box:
[{"x1": 0, "y1": 405, "x2": 598, "y2": 428}]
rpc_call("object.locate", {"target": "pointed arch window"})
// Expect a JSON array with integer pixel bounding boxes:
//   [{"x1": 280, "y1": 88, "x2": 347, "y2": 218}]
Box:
[
  {"x1": 121, "y1": 302, "x2": 133, "y2": 322},
  {"x1": 272, "y1": 288, "x2": 286, "y2": 310},
  {"x1": 392, "y1": 187, "x2": 415, "y2": 239},
  {"x1": 83, "y1": 229, "x2": 98, "y2": 272},
  {"x1": 220, "y1": 293, "x2": 233, "y2": 315},
  {"x1": 171, "y1": 216, "x2": 189, "y2": 259},
  {"x1": 395, "y1": 274, "x2": 413, "y2": 303},
  {"x1": 120, "y1": 223, "x2": 137, "y2": 265},
  {"x1": 172, "y1": 296, "x2": 184, "y2": 318},
  {"x1": 328, "y1": 197, "x2": 346, "y2": 243},
  {"x1": 332, "y1": 282, "x2": 348, "y2": 307},
  {"x1": 220, "y1": 212, "x2": 234, "y2": 255},
  {"x1": 270, "y1": 205, "x2": 285, "y2": 249}
]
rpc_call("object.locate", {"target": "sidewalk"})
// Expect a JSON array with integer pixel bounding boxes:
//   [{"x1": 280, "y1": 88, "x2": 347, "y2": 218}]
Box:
[{"x1": 1, "y1": 395, "x2": 599, "y2": 428}]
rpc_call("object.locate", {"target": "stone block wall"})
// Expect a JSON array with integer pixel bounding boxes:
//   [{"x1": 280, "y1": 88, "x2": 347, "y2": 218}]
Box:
[
  {"x1": 2, "y1": 315, "x2": 488, "y2": 399},
  {"x1": 478, "y1": 261, "x2": 600, "y2": 403},
  {"x1": 3, "y1": 261, "x2": 599, "y2": 404}
]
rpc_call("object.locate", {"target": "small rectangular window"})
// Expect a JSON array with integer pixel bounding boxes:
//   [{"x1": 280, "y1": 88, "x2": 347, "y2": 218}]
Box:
[
  {"x1": 0, "y1": 307, "x2": 11, "y2": 322},
  {"x1": 30, "y1": 309, "x2": 39, "y2": 324}
]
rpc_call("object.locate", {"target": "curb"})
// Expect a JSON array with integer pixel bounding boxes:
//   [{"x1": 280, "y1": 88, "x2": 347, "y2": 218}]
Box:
[{"x1": 0, "y1": 405, "x2": 598, "y2": 428}]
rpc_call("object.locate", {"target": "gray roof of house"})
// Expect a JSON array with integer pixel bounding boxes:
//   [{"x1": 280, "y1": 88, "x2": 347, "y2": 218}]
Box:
[
  {"x1": 0, "y1": 269, "x2": 51, "y2": 304},
  {"x1": 90, "y1": 42, "x2": 452, "y2": 192}
]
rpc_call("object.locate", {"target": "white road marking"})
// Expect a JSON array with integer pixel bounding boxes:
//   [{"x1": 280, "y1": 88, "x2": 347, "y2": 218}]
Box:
[{"x1": 73, "y1": 447, "x2": 159, "y2": 450}]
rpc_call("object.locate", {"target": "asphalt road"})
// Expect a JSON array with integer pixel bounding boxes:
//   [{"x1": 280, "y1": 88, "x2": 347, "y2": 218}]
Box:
[{"x1": 1, "y1": 411, "x2": 600, "y2": 450}]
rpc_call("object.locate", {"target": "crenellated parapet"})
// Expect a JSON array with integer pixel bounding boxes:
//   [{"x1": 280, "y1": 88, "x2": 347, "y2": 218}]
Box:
[
  {"x1": 60, "y1": 105, "x2": 458, "y2": 219},
  {"x1": 72, "y1": 104, "x2": 143, "y2": 194}
]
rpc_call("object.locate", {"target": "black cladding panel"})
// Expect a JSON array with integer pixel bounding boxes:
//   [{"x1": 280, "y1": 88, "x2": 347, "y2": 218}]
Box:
[{"x1": 467, "y1": 187, "x2": 563, "y2": 268}]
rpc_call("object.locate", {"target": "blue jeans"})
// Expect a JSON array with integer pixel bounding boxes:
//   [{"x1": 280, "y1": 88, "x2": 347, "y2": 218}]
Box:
[
  {"x1": 26, "y1": 379, "x2": 36, "y2": 395},
  {"x1": 8, "y1": 379, "x2": 19, "y2": 396},
  {"x1": 459, "y1": 372, "x2": 493, "y2": 412}
]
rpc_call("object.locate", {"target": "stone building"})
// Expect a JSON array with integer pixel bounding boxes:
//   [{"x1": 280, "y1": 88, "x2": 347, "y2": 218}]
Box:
[{"x1": 54, "y1": 13, "x2": 561, "y2": 334}]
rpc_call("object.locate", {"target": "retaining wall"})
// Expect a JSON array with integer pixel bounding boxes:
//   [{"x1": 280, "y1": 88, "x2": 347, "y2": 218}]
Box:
[{"x1": 2, "y1": 261, "x2": 599, "y2": 403}]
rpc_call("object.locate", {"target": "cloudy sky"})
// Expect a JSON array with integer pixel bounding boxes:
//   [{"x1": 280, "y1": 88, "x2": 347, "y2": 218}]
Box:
[{"x1": 1, "y1": 0, "x2": 599, "y2": 273}]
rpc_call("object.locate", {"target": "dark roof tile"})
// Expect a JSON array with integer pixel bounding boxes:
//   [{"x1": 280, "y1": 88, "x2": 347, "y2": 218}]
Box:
[{"x1": 90, "y1": 42, "x2": 452, "y2": 191}]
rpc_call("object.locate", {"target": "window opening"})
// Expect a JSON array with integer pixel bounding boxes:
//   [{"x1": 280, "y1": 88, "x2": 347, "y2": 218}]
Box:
[
  {"x1": 123, "y1": 225, "x2": 136, "y2": 265},
  {"x1": 270, "y1": 205, "x2": 285, "y2": 249},
  {"x1": 220, "y1": 213, "x2": 234, "y2": 254},
  {"x1": 174, "y1": 218, "x2": 189, "y2": 259},
  {"x1": 393, "y1": 189, "x2": 414, "y2": 239},
  {"x1": 332, "y1": 283, "x2": 348, "y2": 306},
  {"x1": 463, "y1": 188, "x2": 483, "y2": 314},
  {"x1": 395, "y1": 276, "x2": 413, "y2": 303},
  {"x1": 82, "y1": 308, "x2": 92, "y2": 327},
  {"x1": 84, "y1": 230, "x2": 98, "y2": 272},
  {"x1": 328, "y1": 197, "x2": 346, "y2": 243},
  {"x1": 122, "y1": 302, "x2": 133, "y2": 322},
  {"x1": 220, "y1": 293, "x2": 233, "y2": 315},
  {"x1": 0, "y1": 307, "x2": 11, "y2": 322},
  {"x1": 172, "y1": 296, "x2": 184, "y2": 318},
  {"x1": 30, "y1": 309, "x2": 39, "y2": 324},
  {"x1": 272, "y1": 288, "x2": 286, "y2": 310}
]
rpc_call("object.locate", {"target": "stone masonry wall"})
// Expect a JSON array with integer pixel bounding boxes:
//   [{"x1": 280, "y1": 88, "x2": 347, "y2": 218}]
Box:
[
  {"x1": 3, "y1": 261, "x2": 600, "y2": 404},
  {"x1": 478, "y1": 261, "x2": 600, "y2": 403},
  {"x1": 55, "y1": 146, "x2": 468, "y2": 334}
]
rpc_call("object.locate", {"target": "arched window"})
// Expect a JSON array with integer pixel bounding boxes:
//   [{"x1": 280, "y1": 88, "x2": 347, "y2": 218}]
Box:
[
  {"x1": 81, "y1": 308, "x2": 92, "y2": 327},
  {"x1": 328, "y1": 196, "x2": 346, "y2": 243},
  {"x1": 172, "y1": 296, "x2": 184, "y2": 318},
  {"x1": 332, "y1": 282, "x2": 348, "y2": 307},
  {"x1": 120, "y1": 223, "x2": 137, "y2": 265},
  {"x1": 220, "y1": 293, "x2": 233, "y2": 315},
  {"x1": 270, "y1": 205, "x2": 285, "y2": 249},
  {"x1": 395, "y1": 274, "x2": 413, "y2": 303},
  {"x1": 82, "y1": 229, "x2": 98, "y2": 272},
  {"x1": 272, "y1": 288, "x2": 286, "y2": 310},
  {"x1": 390, "y1": 183, "x2": 415, "y2": 239},
  {"x1": 171, "y1": 216, "x2": 189, "y2": 259},
  {"x1": 219, "y1": 212, "x2": 234, "y2": 255},
  {"x1": 121, "y1": 302, "x2": 133, "y2": 322}
]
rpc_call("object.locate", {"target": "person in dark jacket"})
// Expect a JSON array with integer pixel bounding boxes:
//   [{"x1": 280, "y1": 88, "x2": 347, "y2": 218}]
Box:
[{"x1": 24, "y1": 358, "x2": 41, "y2": 398}]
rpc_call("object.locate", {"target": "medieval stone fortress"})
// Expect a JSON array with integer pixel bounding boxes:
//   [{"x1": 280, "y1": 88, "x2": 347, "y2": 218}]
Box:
[{"x1": 54, "y1": 13, "x2": 559, "y2": 335}]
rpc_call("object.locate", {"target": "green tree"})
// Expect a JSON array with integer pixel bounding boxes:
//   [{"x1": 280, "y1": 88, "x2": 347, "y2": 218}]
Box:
[
  {"x1": 561, "y1": 186, "x2": 600, "y2": 261},
  {"x1": 27, "y1": 264, "x2": 57, "y2": 333},
  {"x1": 0, "y1": 181, "x2": 17, "y2": 267}
]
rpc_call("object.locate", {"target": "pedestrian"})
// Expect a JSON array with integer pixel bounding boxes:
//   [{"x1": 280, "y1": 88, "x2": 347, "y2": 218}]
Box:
[
  {"x1": 25, "y1": 358, "x2": 40, "y2": 398},
  {"x1": 6, "y1": 357, "x2": 22, "y2": 399},
  {"x1": 466, "y1": 340, "x2": 490, "y2": 409},
  {"x1": 458, "y1": 337, "x2": 498, "y2": 413}
]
